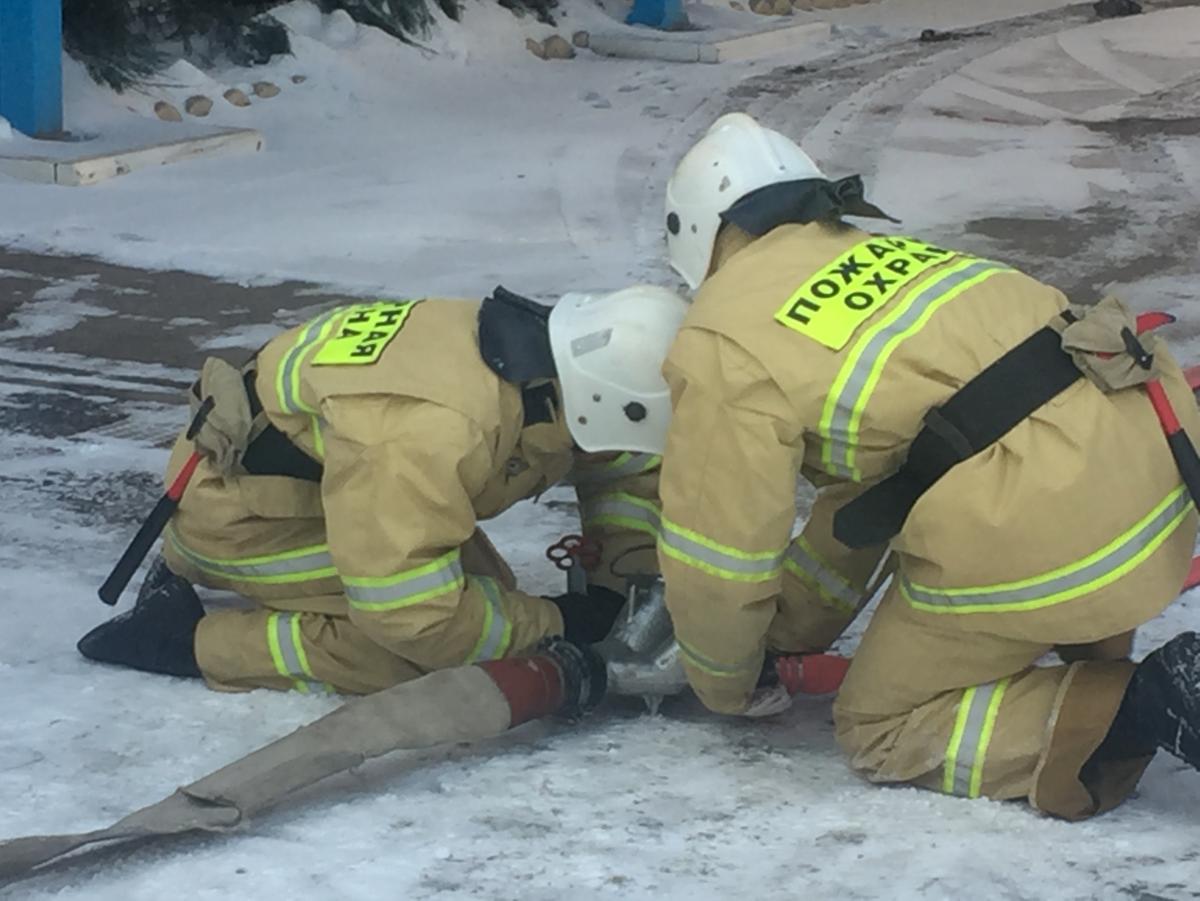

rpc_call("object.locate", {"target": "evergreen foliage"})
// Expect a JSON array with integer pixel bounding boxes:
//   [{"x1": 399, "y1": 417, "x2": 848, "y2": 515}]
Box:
[{"x1": 63, "y1": 0, "x2": 559, "y2": 91}]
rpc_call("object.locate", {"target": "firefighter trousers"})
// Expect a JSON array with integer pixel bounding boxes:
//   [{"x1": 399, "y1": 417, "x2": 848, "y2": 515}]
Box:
[
  {"x1": 774, "y1": 483, "x2": 1194, "y2": 819},
  {"x1": 160, "y1": 442, "x2": 516, "y2": 695},
  {"x1": 831, "y1": 513, "x2": 1195, "y2": 820}
]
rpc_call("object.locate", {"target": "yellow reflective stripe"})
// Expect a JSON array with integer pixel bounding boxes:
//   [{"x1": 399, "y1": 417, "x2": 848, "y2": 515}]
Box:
[
  {"x1": 166, "y1": 526, "x2": 337, "y2": 585},
  {"x1": 570, "y1": 452, "x2": 662, "y2": 485},
  {"x1": 466, "y1": 576, "x2": 513, "y2": 663},
  {"x1": 275, "y1": 306, "x2": 347, "y2": 415},
  {"x1": 266, "y1": 612, "x2": 333, "y2": 694},
  {"x1": 904, "y1": 486, "x2": 1193, "y2": 614},
  {"x1": 943, "y1": 679, "x2": 1009, "y2": 797},
  {"x1": 605, "y1": 452, "x2": 661, "y2": 473},
  {"x1": 943, "y1": 686, "x2": 975, "y2": 794},
  {"x1": 311, "y1": 416, "x2": 326, "y2": 460},
  {"x1": 783, "y1": 536, "x2": 860, "y2": 613},
  {"x1": 819, "y1": 258, "x2": 1010, "y2": 480},
  {"x1": 343, "y1": 549, "x2": 465, "y2": 611},
  {"x1": 267, "y1": 612, "x2": 290, "y2": 679},
  {"x1": 583, "y1": 492, "x2": 661, "y2": 537},
  {"x1": 660, "y1": 517, "x2": 784, "y2": 583},
  {"x1": 677, "y1": 637, "x2": 759, "y2": 679}
]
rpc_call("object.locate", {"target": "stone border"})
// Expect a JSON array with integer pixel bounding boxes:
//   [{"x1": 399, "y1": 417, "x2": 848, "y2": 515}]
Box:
[{"x1": 0, "y1": 127, "x2": 263, "y2": 186}]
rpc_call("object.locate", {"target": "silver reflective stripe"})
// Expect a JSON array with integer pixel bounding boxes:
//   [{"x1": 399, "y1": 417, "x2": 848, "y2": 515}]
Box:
[
  {"x1": 274, "y1": 613, "x2": 307, "y2": 676},
  {"x1": 904, "y1": 487, "x2": 1192, "y2": 611},
  {"x1": 945, "y1": 680, "x2": 1006, "y2": 797},
  {"x1": 660, "y1": 521, "x2": 783, "y2": 580},
  {"x1": 582, "y1": 493, "x2": 661, "y2": 536},
  {"x1": 269, "y1": 612, "x2": 331, "y2": 694},
  {"x1": 167, "y1": 527, "x2": 335, "y2": 583},
  {"x1": 344, "y1": 553, "x2": 465, "y2": 610},
  {"x1": 571, "y1": 453, "x2": 661, "y2": 485},
  {"x1": 822, "y1": 260, "x2": 1009, "y2": 478},
  {"x1": 279, "y1": 307, "x2": 344, "y2": 414},
  {"x1": 784, "y1": 539, "x2": 860, "y2": 611},
  {"x1": 469, "y1": 576, "x2": 512, "y2": 662}
]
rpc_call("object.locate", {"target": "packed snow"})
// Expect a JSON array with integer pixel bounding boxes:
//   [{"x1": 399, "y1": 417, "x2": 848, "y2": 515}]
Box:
[{"x1": 1, "y1": 1, "x2": 1200, "y2": 898}]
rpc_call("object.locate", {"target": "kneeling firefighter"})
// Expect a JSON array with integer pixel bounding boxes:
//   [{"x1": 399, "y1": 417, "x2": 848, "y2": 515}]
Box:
[
  {"x1": 656, "y1": 112, "x2": 1200, "y2": 819},
  {"x1": 80, "y1": 285, "x2": 688, "y2": 695}
]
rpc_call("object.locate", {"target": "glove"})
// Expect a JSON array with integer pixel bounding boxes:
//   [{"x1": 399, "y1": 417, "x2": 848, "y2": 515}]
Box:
[
  {"x1": 546, "y1": 585, "x2": 626, "y2": 645},
  {"x1": 742, "y1": 684, "x2": 793, "y2": 718}
]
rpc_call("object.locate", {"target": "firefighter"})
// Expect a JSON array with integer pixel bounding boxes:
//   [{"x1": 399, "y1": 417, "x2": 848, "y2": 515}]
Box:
[
  {"x1": 656, "y1": 112, "x2": 1200, "y2": 819},
  {"x1": 79, "y1": 285, "x2": 688, "y2": 695}
]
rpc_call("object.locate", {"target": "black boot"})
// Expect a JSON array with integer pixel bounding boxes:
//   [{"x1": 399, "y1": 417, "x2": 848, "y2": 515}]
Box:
[
  {"x1": 77, "y1": 556, "x2": 204, "y2": 678},
  {"x1": 1091, "y1": 631, "x2": 1200, "y2": 770}
]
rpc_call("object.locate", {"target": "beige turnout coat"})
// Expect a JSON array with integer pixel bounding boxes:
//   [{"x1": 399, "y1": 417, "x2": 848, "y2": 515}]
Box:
[
  {"x1": 165, "y1": 298, "x2": 659, "y2": 694},
  {"x1": 658, "y1": 221, "x2": 1198, "y2": 818}
]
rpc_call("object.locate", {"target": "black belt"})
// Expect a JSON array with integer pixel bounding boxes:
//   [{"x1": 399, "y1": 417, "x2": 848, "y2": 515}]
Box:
[
  {"x1": 833, "y1": 318, "x2": 1081, "y2": 549},
  {"x1": 240, "y1": 370, "x2": 325, "y2": 483}
]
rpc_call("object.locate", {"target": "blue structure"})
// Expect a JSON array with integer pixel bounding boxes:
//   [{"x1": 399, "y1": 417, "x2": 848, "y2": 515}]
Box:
[
  {"x1": 626, "y1": 0, "x2": 688, "y2": 31},
  {"x1": 0, "y1": 0, "x2": 63, "y2": 137}
]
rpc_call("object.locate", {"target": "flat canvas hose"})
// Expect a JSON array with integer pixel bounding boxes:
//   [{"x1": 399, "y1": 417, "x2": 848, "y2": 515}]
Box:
[{"x1": 0, "y1": 642, "x2": 601, "y2": 884}]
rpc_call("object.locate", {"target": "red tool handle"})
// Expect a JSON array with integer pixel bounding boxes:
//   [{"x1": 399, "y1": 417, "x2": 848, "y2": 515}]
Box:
[
  {"x1": 98, "y1": 396, "x2": 214, "y2": 606},
  {"x1": 97, "y1": 452, "x2": 202, "y2": 606}
]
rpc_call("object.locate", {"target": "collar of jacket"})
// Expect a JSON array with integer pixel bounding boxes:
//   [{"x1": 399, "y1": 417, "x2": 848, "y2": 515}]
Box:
[
  {"x1": 478, "y1": 285, "x2": 557, "y2": 383},
  {"x1": 719, "y1": 176, "x2": 898, "y2": 238},
  {"x1": 517, "y1": 380, "x2": 574, "y2": 468},
  {"x1": 522, "y1": 379, "x2": 559, "y2": 427}
]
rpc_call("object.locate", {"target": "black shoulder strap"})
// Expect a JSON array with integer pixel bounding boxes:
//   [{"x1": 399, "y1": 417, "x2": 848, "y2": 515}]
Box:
[
  {"x1": 240, "y1": 369, "x2": 325, "y2": 482},
  {"x1": 833, "y1": 321, "x2": 1080, "y2": 548}
]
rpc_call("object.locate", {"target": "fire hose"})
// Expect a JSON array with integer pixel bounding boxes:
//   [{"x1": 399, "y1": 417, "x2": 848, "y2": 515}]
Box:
[
  {"x1": 0, "y1": 632, "x2": 846, "y2": 884},
  {"x1": 0, "y1": 640, "x2": 603, "y2": 883}
]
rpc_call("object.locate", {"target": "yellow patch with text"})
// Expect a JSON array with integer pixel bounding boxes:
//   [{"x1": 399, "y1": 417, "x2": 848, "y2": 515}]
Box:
[
  {"x1": 774, "y1": 237, "x2": 958, "y2": 350},
  {"x1": 312, "y1": 300, "x2": 419, "y2": 366}
]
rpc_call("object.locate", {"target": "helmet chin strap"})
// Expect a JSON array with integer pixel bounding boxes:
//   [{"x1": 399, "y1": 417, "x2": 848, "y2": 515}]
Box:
[
  {"x1": 477, "y1": 285, "x2": 558, "y2": 383},
  {"x1": 720, "y1": 176, "x2": 899, "y2": 238}
]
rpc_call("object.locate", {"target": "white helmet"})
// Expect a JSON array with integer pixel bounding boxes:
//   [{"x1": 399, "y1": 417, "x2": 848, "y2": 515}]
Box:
[
  {"x1": 548, "y1": 285, "x2": 689, "y2": 454},
  {"x1": 665, "y1": 112, "x2": 825, "y2": 289}
]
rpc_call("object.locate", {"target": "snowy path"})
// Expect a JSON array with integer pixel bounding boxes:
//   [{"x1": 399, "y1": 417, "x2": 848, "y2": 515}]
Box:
[{"x1": 2, "y1": 1, "x2": 1200, "y2": 898}]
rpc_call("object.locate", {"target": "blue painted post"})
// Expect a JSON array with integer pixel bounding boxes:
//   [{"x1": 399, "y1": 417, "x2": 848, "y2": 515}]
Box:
[{"x1": 0, "y1": 0, "x2": 64, "y2": 137}]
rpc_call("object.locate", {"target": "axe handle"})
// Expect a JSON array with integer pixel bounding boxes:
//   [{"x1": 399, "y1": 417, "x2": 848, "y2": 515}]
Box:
[{"x1": 98, "y1": 450, "x2": 202, "y2": 606}]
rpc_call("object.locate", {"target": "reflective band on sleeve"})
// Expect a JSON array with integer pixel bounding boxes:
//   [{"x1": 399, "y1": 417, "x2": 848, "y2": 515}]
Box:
[
  {"x1": 266, "y1": 611, "x2": 335, "y2": 695},
  {"x1": 570, "y1": 453, "x2": 662, "y2": 485},
  {"x1": 659, "y1": 518, "x2": 784, "y2": 583},
  {"x1": 275, "y1": 306, "x2": 347, "y2": 415},
  {"x1": 582, "y1": 492, "x2": 661, "y2": 537},
  {"x1": 819, "y1": 258, "x2": 1011, "y2": 480},
  {"x1": 343, "y1": 549, "x2": 466, "y2": 612},
  {"x1": 903, "y1": 486, "x2": 1193, "y2": 614},
  {"x1": 466, "y1": 576, "x2": 513, "y2": 663},
  {"x1": 784, "y1": 537, "x2": 861, "y2": 613},
  {"x1": 166, "y1": 525, "x2": 337, "y2": 585},
  {"x1": 943, "y1": 678, "x2": 1009, "y2": 797},
  {"x1": 677, "y1": 636, "x2": 760, "y2": 679}
]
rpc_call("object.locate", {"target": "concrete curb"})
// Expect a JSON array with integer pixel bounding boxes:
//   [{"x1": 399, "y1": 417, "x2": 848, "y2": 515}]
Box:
[
  {"x1": 588, "y1": 20, "x2": 831, "y2": 64},
  {"x1": 0, "y1": 126, "x2": 264, "y2": 186}
]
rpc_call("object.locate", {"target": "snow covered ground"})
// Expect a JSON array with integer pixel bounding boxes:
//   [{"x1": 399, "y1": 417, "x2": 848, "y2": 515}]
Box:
[{"x1": 2, "y1": 0, "x2": 1200, "y2": 898}]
